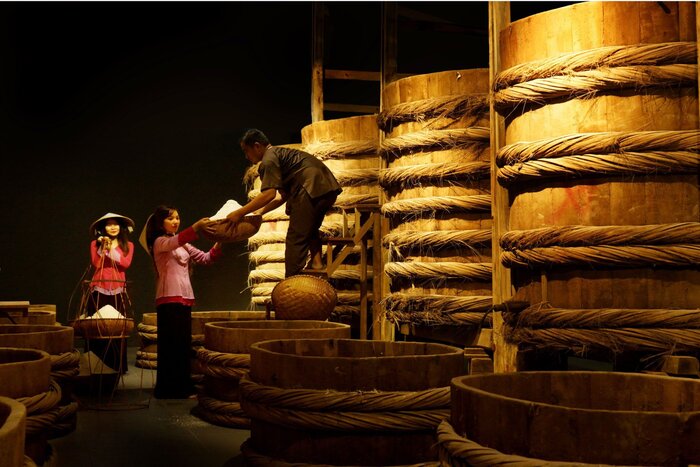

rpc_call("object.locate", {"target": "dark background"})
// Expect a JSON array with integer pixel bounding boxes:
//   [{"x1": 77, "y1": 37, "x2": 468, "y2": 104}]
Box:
[{"x1": 0, "y1": 1, "x2": 572, "y2": 326}]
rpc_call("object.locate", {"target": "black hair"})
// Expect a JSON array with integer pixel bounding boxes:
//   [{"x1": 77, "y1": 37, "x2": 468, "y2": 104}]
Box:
[
  {"x1": 145, "y1": 205, "x2": 178, "y2": 256},
  {"x1": 239, "y1": 129, "x2": 270, "y2": 147},
  {"x1": 95, "y1": 218, "x2": 131, "y2": 254}
]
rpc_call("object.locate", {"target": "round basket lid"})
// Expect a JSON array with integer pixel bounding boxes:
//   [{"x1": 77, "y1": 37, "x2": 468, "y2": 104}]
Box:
[{"x1": 271, "y1": 275, "x2": 337, "y2": 321}]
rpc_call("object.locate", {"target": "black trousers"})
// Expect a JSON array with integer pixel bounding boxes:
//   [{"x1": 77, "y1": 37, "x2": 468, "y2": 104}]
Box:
[
  {"x1": 154, "y1": 303, "x2": 194, "y2": 398},
  {"x1": 285, "y1": 189, "x2": 338, "y2": 277}
]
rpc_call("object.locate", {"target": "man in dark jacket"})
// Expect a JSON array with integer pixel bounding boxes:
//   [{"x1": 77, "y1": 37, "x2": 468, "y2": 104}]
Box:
[{"x1": 227, "y1": 129, "x2": 341, "y2": 277}]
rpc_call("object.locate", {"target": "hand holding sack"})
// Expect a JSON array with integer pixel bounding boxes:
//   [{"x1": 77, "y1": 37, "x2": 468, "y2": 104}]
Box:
[{"x1": 199, "y1": 215, "x2": 262, "y2": 243}]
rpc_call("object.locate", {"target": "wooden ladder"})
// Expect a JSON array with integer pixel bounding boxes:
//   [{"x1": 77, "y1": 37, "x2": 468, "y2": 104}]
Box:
[{"x1": 321, "y1": 204, "x2": 381, "y2": 339}]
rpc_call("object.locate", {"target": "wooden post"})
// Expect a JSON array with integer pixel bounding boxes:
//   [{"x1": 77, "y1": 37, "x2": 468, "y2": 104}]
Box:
[
  {"x1": 371, "y1": 211, "x2": 383, "y2": 340},
  {"x1": 311, "y1": 2, "x2": 324, "y2": 123},
  {"x1": 489, "y1": 1, "x2": 519, "y2": 372},
  {"x1": 376, "y1": 1, "x2": 398, "y2": 341}
]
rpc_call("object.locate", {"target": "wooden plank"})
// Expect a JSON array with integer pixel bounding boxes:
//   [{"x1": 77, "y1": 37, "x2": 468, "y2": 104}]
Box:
[
  {"x1": 325, "y1": 69, "x2": 381, "y2": 81},
  {"x1": 489, "y1": 1, "x2": 518, "y2": 373},
  {"x1": 371, "y1": 212, "x2": 383, "y2": 340},
  {"x1": 311, "y1": 2, "x2": 324, "y2": 122}
]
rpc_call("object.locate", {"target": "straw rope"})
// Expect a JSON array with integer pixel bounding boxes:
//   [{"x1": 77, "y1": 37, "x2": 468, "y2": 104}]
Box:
[
  {"x1": 387, "y1": 310, "x2": 492, "y2": 327},
  {"x1": 47, "y1": 401, "x2": 79, "y2": 439},
  {"x1": 498, "y1": 150, "x2": 699, "y2": 185},
  {"x1": 505, "y1": 326, "x2": 700, "y2": 353},
  {"x1": 384, "y1": 293, "x2": 492, "y2": 316},
  {"x1": 385, "y1": 261, "x2": 492, "y2": 282},
  {"x1": 303, "y1": 140, "x2": 378, "y2": 160},
  {"x1": 50, "y1": 349, "x2": 80, "y2": 379},
  {"x1": 382, "y1": 195, "x2": 491, "y2": 216},
  {"x1": 241, "y1": 440, "x2": 440, "y2": 467},
  {"x1": 332, "y1": 168, "x2": 379, "y2": 186},
  {"x1": 248, "y1": 222, "x2": 345, "y2": 248},
  {"x1": 379, "y1": 161, "x2": 490, "y2": 189},
  {"x1": 494, "y1": 63, "x2": 697, "y2": 113},
  {"x1": 197, "y1": 348, "x2": 250, "y2": 380},
  {"x1": 497, "y1": 130, "x2": 699, "y2": 166},
  {"x1": 436, "y1": 420, "x2": 619, "y2": 467},
  {"x1": 239, "y1": 377, "x2": 449, "y2": 431},
  {"x1": 383, "y1": 229, "x2": 492, "y2": 250},
  {"x1": 240, "y1": 378, "x2": 449, "y2": 411},
  {"x1": 501, "y1": 244, "x2": 700, "y2": 269},
  {"x1": 501, "y1": 223, "x2": 700, "y2": 250},
  {"x1": 23, "y1": 456, "x2": 37, "y2": 467},
  {"x1": 380, "y1": 128, "x2": 490, "y2": 159},
  {"x1": 244, "y1": 163, "x2": 260, "y2": 190},
  {"x1": 17, "y1": 380, "x2": 62, "y2": 415},
  {"x1": 191, "y1": 398, "x2": 250, "y2": 428},
  {"x1": 377, "y1": 94, "x2": 489, "y2": 132},
  {"x1": 505, "y1": 303, "x2": 700, "y2": 329},
  {"x1": 249, "y1": 268, "x2": 372, "y2": 283},
  {"x1": 495, "y1": 42, "x2": 696, "y2": 89},
  {"x1": 334, "y1": 193, "x2": 379, "y2": 208},
  {"x1": 261, "y1": 211, "x2": 289, "y2": 222}
]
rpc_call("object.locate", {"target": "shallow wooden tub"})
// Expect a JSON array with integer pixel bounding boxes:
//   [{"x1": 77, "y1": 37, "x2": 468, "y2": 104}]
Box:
[
  {"x1": 450, "y1": 371, "x2": 700, "y2": 465},
  {"x1": 0, "y1": 396, "x2": 26, "y2": 467}
]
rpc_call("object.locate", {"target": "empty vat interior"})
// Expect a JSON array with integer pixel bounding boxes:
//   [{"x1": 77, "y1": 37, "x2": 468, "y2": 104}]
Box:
[
  {"x1": 0, "y1": 403, "x2": 7, "y2": 426},
  {"x1": 456, "y1": 372, "x2": 700, "y2": 412},
  {"x1": 0, "y1": 349, "x2": 45, "y2": 365},
  {"x1": 255, "y1": 338, "x2": 461, "y2": 358}
]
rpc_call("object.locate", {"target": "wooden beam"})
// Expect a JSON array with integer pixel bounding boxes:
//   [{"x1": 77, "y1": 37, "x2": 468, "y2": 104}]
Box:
[
  {"x1": 311, "y1": 2, "x2": 324, "y2": 123},
  {"x1": 489, "y1": 1, "x2": 518, "y2": 373},
  {"x1": 325, "y1": 69, "x2": 381, "y2": 81}
]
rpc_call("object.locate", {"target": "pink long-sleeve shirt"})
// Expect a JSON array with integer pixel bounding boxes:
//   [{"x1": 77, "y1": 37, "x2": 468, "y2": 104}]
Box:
[
  {"x1": 90, "y1": 240, "x2": 134, "y2": 294},
  {"x1": 153, "y1": 227, "x2": 222, "y2": 306}
]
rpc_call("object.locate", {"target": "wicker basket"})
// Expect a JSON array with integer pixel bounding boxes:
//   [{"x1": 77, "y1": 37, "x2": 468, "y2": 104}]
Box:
[
  {"x1": 71, "y1": 318, "x2": 135, "y2": 339},
  {"x1": 271, "y1": 275, "x2": 337, "y2": 321}
]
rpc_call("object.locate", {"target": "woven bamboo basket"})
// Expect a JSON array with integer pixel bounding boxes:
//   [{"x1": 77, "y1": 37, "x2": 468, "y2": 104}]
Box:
[
  {"x1": 71, "y1": 318, "x2": 134, "y2": 339},
  {"x1": 271, "y1": 275, "x2": 337, "y2": 321}
]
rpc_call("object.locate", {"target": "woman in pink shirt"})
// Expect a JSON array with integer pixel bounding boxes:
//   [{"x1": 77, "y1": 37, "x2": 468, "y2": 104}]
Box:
[{"x1": 144, "y1": 205, "x2": 221, "y2": 399}]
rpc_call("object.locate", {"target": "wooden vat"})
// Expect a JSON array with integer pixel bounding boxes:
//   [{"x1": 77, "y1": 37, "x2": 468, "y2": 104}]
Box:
[
  {"x1": 449, "y1": 371, "x2": 700, "y2": 465},
  {"x1": 194, "y1": 321, "x2": 350, "y2": 428},
  {"x1": 0, "y1": 348, "x2": 53, "y2": 466},
  {"x1": 493, "y1": 2, "x2": 699, "y2": 365},
  {"x1": 379, "y1": 69, "x2": 493, "y2": 346},
  {"x1": 135, "y1": 310, "x2": 267, "y2": 369},
  {"x1": 241, "y1": 338, "x2": 466, "y2": 465},
  {"x1": 0, "y1": 325, "x2": 77, "y2": 439},
  {"x1": 301, "y1": 116, "x2": 380, "y2": 333},
  {"x1": 0, "y1": 396, "x2": 26, "y2": 467}
]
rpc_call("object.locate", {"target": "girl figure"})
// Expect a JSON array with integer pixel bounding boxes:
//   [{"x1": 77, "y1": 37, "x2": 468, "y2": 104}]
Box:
[
  {"x1": 144, "y1": 205, "x2": 221, "y2": 399},
  {"x1": 87, "y1": 212, "x2": 135, "y2": 374}
]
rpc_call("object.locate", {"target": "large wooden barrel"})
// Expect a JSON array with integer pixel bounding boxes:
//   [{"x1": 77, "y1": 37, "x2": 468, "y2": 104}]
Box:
[
  {"x1": 241, "y1": 338, "x2": 466, "y2": 466},
  {"x1": 445, "y1": 371, "x2": 700, "y2": 465},
  {"x1": 0, "y1": 348, "x2": 54, "y2": 466},
  {"x1": 135, "y1": 310, "x2": 267, "y2": 369},
  {"x1": 0, "y1": 396, "x2": 26, "y2": 467},
  {"x1": 0, "y1": 325, "x2": 78, "y2": 440},
  {"x1": 193, "y1": 321, "x2": 350, "y2": 428},
  {"x1": 301, "y1": 116, "x2": 380, "y2": 334},
  {"x1": 493, "y1": 2, "x2": 699, "y2": 366},
  {"x1": 0, "y1": 304, "x2": 56, "y2": 326},
  {"x1": 379, "y1": 70, "x2": 493, "y2": 346}
]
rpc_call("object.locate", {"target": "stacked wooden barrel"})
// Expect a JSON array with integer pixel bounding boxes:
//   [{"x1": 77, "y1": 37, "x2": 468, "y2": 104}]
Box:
[
  {"x1": 0, "y1": 325, "x2": 78, "y2": 440},
  {"x1": 493, "y1": 2, "x2": 700, "y2": 368},
  {"x1": 240, "y1": 338, "x2": 466, "y2": 466},
  {"x1": 301, "y1": 115, "x2": 380, "y2": 332},
  {"x1": 439, "y1": 371, "x2": 700, "y2": 465},
  {"x1": 193, "y1": 321, "x2": 350, "y2": 428},
  {"x1": 379, "y1": 70, "x2": 493, "y2": 346},
  {"x1": 135, "y1": 310, "x2": 267, "y2": 369},
  {"x1": 0, "y1": 348, "x2": 55, "y2": 466}
]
